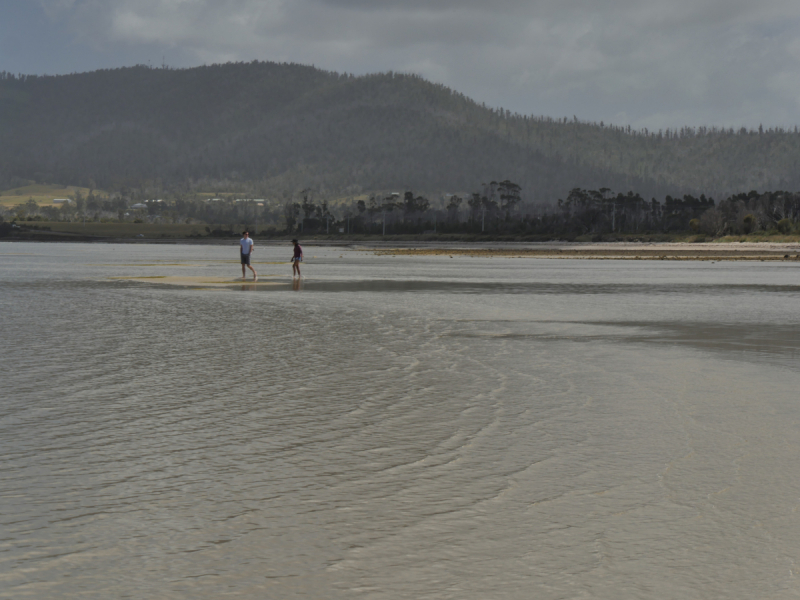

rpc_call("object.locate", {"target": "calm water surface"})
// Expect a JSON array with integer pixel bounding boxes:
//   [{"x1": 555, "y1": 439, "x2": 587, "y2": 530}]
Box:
[{"x1": 2, "y1": 242, "x2": 800, "y2": 599}]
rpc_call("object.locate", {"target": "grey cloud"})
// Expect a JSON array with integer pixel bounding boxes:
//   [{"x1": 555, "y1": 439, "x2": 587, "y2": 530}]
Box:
[{"x1": 37, "y1": 0, "x2": 800, "y2": 128}]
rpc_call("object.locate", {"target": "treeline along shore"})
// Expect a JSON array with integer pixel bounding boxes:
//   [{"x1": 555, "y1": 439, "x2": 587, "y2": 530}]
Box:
[
  {"x1": 279, "y1": 185, "x2": 800, "y2": 239},
  {"x1": 3, "y1": 182, "x2": 800, "y2": 243}
]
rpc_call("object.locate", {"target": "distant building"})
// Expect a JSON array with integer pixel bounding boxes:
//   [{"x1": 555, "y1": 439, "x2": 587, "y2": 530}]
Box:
[
  {"x1": 53, "y1": 198, "x2": 71, "y2": 204},
  {"x1": 130, "y1": 203, "x2": 147, "y2": 209}
]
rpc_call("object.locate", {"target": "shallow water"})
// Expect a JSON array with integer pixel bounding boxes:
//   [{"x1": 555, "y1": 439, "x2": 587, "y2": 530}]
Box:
[{"x1": 2, "y1": 242, "x2": 800, "y2": 599}]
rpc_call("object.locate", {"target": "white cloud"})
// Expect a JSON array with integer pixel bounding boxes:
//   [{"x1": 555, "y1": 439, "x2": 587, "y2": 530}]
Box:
[{"x1": 37, "y1": 0, "x2": 800, "y2": 127}]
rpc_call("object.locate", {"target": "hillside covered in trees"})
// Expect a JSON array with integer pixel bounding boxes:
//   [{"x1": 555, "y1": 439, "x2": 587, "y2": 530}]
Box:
[{"x1": 2, "y1": 61, "x2": 800, "y2": 202}]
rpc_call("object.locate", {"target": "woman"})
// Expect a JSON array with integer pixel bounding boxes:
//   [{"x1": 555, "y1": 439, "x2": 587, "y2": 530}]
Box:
[{"x1": 291, "y1": 239, "x2": 303, "y2": 278}]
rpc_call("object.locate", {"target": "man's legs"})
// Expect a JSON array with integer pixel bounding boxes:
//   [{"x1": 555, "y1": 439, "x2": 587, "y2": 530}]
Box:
[
  {"x1": 293, "y1": 260, "x2": 301, "y2": 278},
  {"x1": 242, "y1": 254, "x2": 256, "y2": 280}
]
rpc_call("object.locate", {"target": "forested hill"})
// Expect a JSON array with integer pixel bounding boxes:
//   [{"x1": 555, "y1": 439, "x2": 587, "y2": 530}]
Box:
[{"x1": 2, "y1": 62, "x2": 800, "y2": 200}]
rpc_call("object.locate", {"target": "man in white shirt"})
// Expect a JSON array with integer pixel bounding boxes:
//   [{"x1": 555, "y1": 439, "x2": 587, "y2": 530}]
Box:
[{"x1": 239, "y1": 231, "x2": 257, "y2": 281}]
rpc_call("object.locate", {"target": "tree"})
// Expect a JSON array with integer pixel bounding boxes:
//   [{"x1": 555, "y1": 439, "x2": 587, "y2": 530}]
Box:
[
  {"x1": 497, "y1": 180, "x2": 521, "y2": 217},
  {"x1": 301, "y1": 190, "x2": 316, "y2": 220},
  {"x1": 25, "y1": 197, "x2": 38, "y2": 215},
  {"x1": 284, "y1": 201, "x2": 300, "y2": 232},
  {"x1": 446, "y1": 195, "x2": 462, "y2": 223},
  {"x1": 467, "y1": 193, "x2": 483, "y2": 222},
  {"x1": 742, "y1": 213, "x2": 757, "y2": 234},
  {"x1": 402, "y1": 191, "x2": 429, "y2": 220}
]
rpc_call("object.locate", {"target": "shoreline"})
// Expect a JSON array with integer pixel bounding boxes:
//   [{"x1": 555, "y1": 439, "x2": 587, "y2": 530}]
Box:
[
  {"x1": 370, "y1": 242, "x2": 800, "y2": 261},
  {"x1": 3, "y1": 237, "x2": 800, "y2": 260}
]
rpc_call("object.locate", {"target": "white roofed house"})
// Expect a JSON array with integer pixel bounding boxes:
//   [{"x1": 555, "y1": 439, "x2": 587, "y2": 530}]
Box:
[
  {"x1": 130, "y1": 203, "x2": 147, "y2": 209},
  {"x1": 53, "y1": 199, "x2": 71, "y2": 204}
]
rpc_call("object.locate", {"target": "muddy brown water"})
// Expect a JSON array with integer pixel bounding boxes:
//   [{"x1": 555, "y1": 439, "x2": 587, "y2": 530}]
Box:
[{"x1": 2, "y1": 242, "x2": 800, "y2": 599}]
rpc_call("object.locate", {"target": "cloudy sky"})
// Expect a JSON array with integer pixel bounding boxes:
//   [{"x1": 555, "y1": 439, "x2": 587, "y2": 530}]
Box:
[{"x1": 2, "y1": 0, "x2": 800, "y2": 129}]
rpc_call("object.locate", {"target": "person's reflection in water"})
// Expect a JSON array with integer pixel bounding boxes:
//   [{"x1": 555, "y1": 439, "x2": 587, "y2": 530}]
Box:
[
  {"x1": 292, "y1": 278, "x2": 301, "y2": 292},
  {"x1": 240, "y1": 283, "x2": 257, "y2": 292}
]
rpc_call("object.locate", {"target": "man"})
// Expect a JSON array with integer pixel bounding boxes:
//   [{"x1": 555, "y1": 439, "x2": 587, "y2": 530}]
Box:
[{"x1": 240, "y1": 231, "x2": 257, "y2": 281}]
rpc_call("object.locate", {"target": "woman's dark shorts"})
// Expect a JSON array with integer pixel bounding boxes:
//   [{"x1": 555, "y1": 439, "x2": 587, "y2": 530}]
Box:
[{"x1": 241, "y1": 253, "x2": 251, "y2": 265}]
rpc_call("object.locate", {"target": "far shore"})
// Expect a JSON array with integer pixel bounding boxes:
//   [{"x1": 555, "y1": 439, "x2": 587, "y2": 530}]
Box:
[
  {"x1": 370, "y1": 242, "x2": 800, "y2": 261},
  {"x1": 2, "y1": 233, "x2": 800, "y2": 261}
]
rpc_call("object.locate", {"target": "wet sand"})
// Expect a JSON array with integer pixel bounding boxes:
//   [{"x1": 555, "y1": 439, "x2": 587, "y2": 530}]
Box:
[
  {"x1": 110, "y1": 275, "x2": 283, "y2": 287},
  {"x1": 372, "y1": 242, "x2": 800, "y2": 260}
]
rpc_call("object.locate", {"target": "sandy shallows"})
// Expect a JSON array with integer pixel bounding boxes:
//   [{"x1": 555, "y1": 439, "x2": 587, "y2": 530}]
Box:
[
  {"x1": 374, "y1": 242, "x2": 800, "y2": 261},
  {"x1": 109, "y1": 276, "x2": 285, "y2": 287}
]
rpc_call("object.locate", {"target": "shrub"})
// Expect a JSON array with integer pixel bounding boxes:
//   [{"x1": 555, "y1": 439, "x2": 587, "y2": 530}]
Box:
[
  {"x1": 777, "y1": 218, "x2": 792, "y2": 234},
  {"x1": 742, "y1": 214, "x2": 757, "y2": 234},
  {"x1": 689, "y1": 218, "x2": 700, "y2": 232},
  {"x1": 699, "y1": 208, "x2": 725, "y2": 236}
]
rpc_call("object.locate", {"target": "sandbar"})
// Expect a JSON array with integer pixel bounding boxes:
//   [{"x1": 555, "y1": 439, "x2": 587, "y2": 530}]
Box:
[
  {"x1": 372, "y1": 242, "x2": 800, "y2": 261},
  {"x1": 110, "y1": 276, "x2": 284, "y2": 287}
]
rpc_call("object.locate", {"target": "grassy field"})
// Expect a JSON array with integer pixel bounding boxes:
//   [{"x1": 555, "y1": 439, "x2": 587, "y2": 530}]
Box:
[
  {"x1": 715, "y1": 233, "x2": 800, "y2": 243},
  {"x1": 0, "y1": 184, "x2": 97, "y2": 207},
  {"x1": 568, "y1": 232, "x2": 800, "y2": 243}
]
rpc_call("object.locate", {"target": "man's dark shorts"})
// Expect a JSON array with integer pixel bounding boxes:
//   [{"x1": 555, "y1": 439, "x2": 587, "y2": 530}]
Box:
[{"x1": 241, "y1": 253, "x2": 251, "y2": 265}]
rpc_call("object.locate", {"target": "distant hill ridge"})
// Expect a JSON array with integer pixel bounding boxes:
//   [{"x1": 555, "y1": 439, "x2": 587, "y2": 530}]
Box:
[{"x1": 1, "y1": 61, "x2": 799, "y2": 200}]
